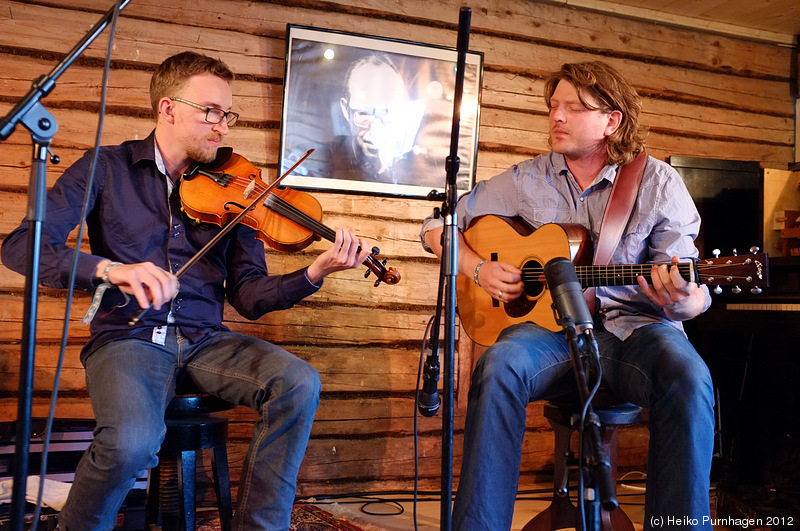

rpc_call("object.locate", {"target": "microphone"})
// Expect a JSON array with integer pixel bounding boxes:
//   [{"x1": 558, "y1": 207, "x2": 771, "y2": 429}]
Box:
[
  {"x1": 544, "y1": 257, "x2": 593, "y2": 333},
  {"x1": 418, "y1": 345, "x2": 441, "y2": 417}
]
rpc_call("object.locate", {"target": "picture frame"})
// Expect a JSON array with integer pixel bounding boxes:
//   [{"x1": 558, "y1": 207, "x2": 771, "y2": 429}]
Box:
[{"x1": 278, "y1": 25, "x2": 483, "y2": 199}]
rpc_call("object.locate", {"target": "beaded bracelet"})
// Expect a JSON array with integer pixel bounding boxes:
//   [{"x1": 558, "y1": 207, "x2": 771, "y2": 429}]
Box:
[
  {"x1": 474, "y1": 259, "x2": 487, "y2": 286},
  {"x1": 82, "y1": 261, "x2": 123, "y2": 325},
  {"x1": 101, "y1": 261, "x2": 122, "y2": 284}
]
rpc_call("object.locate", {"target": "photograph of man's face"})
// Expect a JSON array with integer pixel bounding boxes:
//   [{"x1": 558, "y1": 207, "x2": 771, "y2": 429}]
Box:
[
  {"x1": 339, "y1": 54, "x2": 425, "y2": 179},
  {"x1": 279, "y1": 27, "x2": 482, "y2": 198}
]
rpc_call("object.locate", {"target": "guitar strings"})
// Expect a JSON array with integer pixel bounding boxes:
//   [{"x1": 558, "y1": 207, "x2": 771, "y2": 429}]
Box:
[{"x1": 517, "y1": 262, "x2": 752, "y2": 281}]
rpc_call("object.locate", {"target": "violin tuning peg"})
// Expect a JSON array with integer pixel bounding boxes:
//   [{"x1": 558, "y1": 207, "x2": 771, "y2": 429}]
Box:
[
  {"x1": 371, "y1": 246, "x2": 381, "y2": 256},
  {"x1": 364, "y1": 269, "x2": 372, "y2": 279},
  {"x1": 373, "y1": 278, "x2": 383, "y2": 287}
]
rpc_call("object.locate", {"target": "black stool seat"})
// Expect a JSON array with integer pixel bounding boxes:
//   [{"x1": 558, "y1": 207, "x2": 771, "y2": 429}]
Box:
[
  {"x1": 544, "y1": 399, "x2": 643, "y2": 428},
  {"x1": 523, "y1": 392, "x2": 644, "y2": 531},
  {"x1": 145, "y1": 394, "x2": 234, "y2": 531}
]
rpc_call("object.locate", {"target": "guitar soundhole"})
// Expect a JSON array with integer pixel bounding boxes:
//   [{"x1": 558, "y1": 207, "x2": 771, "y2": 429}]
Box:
[
  {"x1": 521, "y1": 259, "x2": 545, "y2": 298},
  {"x1": 505, "y1": 258, "x2": 543, "y2": 319}
]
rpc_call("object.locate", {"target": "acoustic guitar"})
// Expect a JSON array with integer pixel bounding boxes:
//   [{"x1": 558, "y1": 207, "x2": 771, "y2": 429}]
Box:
[{"x1": 456, "y1": 215, "x2": 769, "y2": 346}]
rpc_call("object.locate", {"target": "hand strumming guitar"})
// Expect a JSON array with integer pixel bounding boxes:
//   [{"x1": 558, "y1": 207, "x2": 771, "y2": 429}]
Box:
[{"x1": 423, "y1": 225, "x2": 524, "y2": 303}]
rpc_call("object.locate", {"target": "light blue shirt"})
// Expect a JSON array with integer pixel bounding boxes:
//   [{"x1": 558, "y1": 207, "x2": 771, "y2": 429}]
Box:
[{"x1": 420, "y1": 151, "x2": 711, "y2": 340}]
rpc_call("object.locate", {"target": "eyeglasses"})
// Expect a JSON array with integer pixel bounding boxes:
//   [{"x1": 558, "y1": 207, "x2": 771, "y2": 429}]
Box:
[
  {"x1": 170, "y1": 97, "x2": 239, "y2": 126},
  {"x1": 347, "y1": 104, "x2": 399, "y2": 128}
]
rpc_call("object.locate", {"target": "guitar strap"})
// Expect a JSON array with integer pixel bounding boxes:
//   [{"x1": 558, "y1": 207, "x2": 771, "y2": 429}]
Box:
[{"x1": 593, "y1": 151, "x2": 648, "y2": 266}]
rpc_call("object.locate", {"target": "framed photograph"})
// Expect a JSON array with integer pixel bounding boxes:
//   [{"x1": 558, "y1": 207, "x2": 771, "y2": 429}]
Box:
[{"x1": 278, "y1": 25, "x2": 483, "y2": 198}]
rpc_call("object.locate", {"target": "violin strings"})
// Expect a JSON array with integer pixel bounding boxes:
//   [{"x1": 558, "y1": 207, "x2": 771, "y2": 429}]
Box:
[
  {"x1": 265, "y1": 194, "x2": 336, "y2": 242},
  {"x1": 208, "y1": 173, "x2": 344, "y2": 245}
]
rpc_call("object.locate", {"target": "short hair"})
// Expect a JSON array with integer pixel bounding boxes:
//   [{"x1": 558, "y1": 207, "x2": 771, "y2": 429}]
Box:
[
  {"x1": 544, "y1": 61, "x2": 647, "y2": 165},
  {"x1": 149, "y1": 51, "x2": 234, "y2": 117},
  {"x1": 341, "y1": 53, "x2": 401, "y2": 101}
]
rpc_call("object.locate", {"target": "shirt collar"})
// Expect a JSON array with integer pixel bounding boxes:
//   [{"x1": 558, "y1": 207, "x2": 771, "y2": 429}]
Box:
[
  {"x1": 131, "y1": 129, "x2": 158, "y2": 167},
  {"x1": 131, "y1": 130, "x2": 173, "y2": 192},
  {"x1": 153, "y1": 139, "x2": 168, "y2": 178},
  {"x1": 552, "y1": 151, "x2": 619, "y2": 188}
]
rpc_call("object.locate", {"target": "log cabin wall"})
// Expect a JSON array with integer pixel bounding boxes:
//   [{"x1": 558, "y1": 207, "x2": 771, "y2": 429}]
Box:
[{"x1": 0, "y1": 0, "x2": 794, "y2": 501}]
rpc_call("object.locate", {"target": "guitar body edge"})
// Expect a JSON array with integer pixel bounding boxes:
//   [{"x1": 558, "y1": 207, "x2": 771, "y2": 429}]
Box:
[{"x1": 456, "y1": 218, "x2": 590, "y2": 347}]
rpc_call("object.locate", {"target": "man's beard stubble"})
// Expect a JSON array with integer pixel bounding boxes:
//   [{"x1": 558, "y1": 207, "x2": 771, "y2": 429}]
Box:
[{"x1": 186, "y1": 134, "x2": 222, "y2": 164}]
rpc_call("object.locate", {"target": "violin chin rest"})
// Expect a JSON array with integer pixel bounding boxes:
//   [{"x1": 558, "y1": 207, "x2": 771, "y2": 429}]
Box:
[
  {"x1": 206, "y1": 147, "x2": 235, "y2": 170},
  {"x1": 183, "y1": 147, "x2": 235, "y2": 179}
]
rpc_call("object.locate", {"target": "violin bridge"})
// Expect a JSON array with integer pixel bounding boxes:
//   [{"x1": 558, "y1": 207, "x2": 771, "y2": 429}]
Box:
[{"x1": 243, "y1": 180, "x2": 256, "y2": 199}]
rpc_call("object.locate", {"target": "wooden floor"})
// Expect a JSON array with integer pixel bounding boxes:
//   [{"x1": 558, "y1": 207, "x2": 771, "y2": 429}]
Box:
[{"x1": 306, "y1": 479, "x2": 731, "y2": 531}]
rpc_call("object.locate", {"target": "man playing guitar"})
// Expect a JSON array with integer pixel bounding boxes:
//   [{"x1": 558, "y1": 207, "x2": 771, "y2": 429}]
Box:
[{"x1": 421, "y1": 61, "x2": 715, "y2": 530}]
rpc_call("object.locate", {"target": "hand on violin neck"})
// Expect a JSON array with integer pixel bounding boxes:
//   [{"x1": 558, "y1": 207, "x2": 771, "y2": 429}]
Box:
[
  {"x1": 306, "y1": 228, "x2": 372, "y2": 284},
  {"x1": 95, "y1": 260, "x2": 179, "y2": 311}
]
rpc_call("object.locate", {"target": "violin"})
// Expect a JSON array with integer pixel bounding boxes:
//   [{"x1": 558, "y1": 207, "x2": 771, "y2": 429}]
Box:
[{"x1": 178, "y1": 147, "x2": 401, "y2": 286}]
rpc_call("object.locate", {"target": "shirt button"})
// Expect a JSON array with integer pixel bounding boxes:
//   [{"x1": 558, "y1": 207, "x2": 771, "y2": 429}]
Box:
[
  {"x1": 172, "y1": 263, "x2": 180, "y2": 270},
  {"x1": 580, "y1": 197, "x2": 585, "y2": 202}
]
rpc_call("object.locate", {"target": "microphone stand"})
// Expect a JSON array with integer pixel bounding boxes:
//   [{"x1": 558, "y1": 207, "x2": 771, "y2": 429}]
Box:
[
  {"x1": 423, "y1": 8, "x2": 471, "y2": 530},
  {"x1": 0, "y1": 2, "x2": 131, "y2": 529},
  {"x1": 562, "y1": 322, "x2": 617, "y2": 531}
]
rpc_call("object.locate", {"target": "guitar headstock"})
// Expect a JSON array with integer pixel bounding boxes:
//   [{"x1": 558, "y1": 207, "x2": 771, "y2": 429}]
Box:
[{"x1": 697, "y1": 247, "x2": 769, "y2": 295}]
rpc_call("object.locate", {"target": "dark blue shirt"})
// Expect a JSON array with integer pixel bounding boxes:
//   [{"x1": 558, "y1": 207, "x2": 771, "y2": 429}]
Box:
[{"x1": 1, "y1": 131, "x2": 321, "y2": 361}]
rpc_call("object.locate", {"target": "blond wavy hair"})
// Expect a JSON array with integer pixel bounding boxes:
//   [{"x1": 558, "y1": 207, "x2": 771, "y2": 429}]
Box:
[{"x1": 544, "y1": 61, "x2": 647, "y2": 165}]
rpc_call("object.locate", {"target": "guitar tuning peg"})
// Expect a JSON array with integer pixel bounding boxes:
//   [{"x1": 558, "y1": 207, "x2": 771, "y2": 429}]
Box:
[
  {"x1": 712, "y1": 249, "x2": 721, "y2": 258},
  {"x1": 731, "y1": 285, "x2": 742, "y2": 294},
  {"x1": 732, "y1": 248, "x2": 738, "y2": 256},
  {"x1": 713, "y1": 285, "x2": 722, "y2": 295},
  {"x1": 749, "y1": 246, "x2": 760, "y2": 254},
  {"x1": 750, "y1": 286, "x2": 762, "y2": 295}
]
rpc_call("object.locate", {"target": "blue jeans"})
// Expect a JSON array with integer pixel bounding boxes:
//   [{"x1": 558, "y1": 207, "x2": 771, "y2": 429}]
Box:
[
  {"x1": 452, "y1": 322, "x2": 715, "y2": 531},
  {"x1": 57, "y1": 328, "x2": 320, "y2": 531}
]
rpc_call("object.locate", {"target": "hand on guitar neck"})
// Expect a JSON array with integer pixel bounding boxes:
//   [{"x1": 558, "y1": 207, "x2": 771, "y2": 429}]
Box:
[{"x1": 638, "y1": 255, "x2": 706, "y2": 321}]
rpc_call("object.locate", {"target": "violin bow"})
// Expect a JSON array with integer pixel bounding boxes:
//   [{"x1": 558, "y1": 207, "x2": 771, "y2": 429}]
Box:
[{"x1": 128, "y1": 149, "x2": 314, "y2": 326}]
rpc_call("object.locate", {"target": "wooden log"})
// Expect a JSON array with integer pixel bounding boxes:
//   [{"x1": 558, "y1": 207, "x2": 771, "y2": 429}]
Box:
[
  {"x1": 0, "y1": 54, "x2": 284, "y2": 123},
  {"x1": 46, "y1": 0, "x2": 790, "y2": 81}
]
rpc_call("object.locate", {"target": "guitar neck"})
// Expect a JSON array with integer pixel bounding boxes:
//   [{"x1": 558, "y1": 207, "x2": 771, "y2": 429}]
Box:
[{"x1": 576, "y1": 263, "x2": 695, "y2": 288}]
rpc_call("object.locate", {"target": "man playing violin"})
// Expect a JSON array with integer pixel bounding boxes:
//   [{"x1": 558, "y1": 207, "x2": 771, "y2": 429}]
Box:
[
  {"x1": 420, "y1": 61, "x2": 715, "y2": 530},
  {"x1": 1, "y1": 51, "x2": 371, "y2": 530}
]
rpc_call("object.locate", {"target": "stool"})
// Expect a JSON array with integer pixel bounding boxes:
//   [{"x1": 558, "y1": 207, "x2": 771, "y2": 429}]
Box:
[
  {"x1": 145, "y1": 392, "x2": 235, "y2": 531},
  {"x1": 523, "y1": 392, "x2": 644, "y2": 531}
]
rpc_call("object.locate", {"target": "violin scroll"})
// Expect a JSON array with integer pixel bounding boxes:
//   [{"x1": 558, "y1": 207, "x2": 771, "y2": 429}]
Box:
[{"x1": 364, "y1": 246, "x2": 401, "y2": 286}]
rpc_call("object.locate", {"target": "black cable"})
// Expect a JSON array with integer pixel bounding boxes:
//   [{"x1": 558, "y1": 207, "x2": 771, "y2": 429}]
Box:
[
  {"x1": 31, "y1": 0, "x2": 122, "y2": 524},
  {"x1": 360, "y1": 499, "x2": 404, "y2": 516},
  {"x1": 413, "y1": 315, "x2": 436, "y2": 531},
  {"x1": 576, "y1": 338, "x2": 603, "y2": 531}
]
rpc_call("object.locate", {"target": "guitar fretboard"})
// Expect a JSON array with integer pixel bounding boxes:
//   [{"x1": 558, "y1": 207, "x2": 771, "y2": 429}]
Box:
[
  {"x1": 576, "y1": 263, "x2": 695, "y2": 287},
  {"x1": 521, "y1": 263, "x2": 695, "y2": 288}
]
